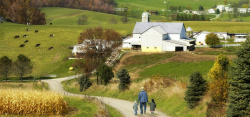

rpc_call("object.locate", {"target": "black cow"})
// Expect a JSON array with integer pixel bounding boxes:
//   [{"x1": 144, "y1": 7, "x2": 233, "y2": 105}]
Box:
[
  {"x1": 23, "y1": 35, "x2": 28, "y2": 38},
  {"x1": 50, "y1": 34, "x2": 54, "y2": 37},
  {"x1": 19, "y1": 44, "x2": 25, "y2": 47},
  {"x1": 14, "y1": 35, "x2": 20, "y2": 39},
  {"x1": 1, "y1": 21, "x2": 3, "y2": 23},
  {"x1": 24, "y1": 40, "x2": 29, "y2": 43},
  {"x1": 26, "y1": 28, "x2": 30, "y2": 31},
  {"x1": 50, "y1": 23, "x2": 52, "y2": 25},
  {"x1": 48, "y1": 47, "x2": 53, "y2": 50},
  {"x1": 35, "y1": 30, "x2": 38, "y2": 33},
  {"x1": 35, "y1": 44, "x2": 41, "y2": 47},
  {"x1": 80, "y1": 33, "x2": 82, "y2": 35}
]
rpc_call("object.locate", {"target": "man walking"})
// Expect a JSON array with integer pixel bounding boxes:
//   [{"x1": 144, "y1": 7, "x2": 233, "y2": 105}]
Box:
[{"x1": 137, "y1": 87, "x2": 148, "y2": 114}]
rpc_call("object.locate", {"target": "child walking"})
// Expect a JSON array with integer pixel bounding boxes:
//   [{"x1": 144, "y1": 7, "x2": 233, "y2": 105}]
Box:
[
  {"x1": 148, "y1": 99, "x2": 156, "y2": 114},
  {"x1": 133, "y1": 101, "x2": 138, "y2": 115}
]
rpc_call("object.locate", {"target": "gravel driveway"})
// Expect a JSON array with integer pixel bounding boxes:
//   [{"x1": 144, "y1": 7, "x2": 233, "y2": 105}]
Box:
[{"x1": 42, "y1": 75, "x2": 169, "y2": 117}]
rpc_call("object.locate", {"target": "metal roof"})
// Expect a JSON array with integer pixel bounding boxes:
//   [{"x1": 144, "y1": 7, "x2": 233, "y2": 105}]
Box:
[{"x1": 133, "y1": 22, "x2": 184, "y2": 34}]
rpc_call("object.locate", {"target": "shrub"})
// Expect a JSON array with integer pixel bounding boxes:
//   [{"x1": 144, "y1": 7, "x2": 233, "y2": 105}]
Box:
[
  {"x1": 0, "y1": 89, "x2": 68, "y2": 115},
  {"x1": 79, "y1": 75, "x2": 92, "y2": 92}
]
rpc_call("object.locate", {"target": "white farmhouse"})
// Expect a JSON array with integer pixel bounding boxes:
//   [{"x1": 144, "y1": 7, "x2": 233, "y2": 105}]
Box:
[
  {"x1": 207, "y1": 9, "x2": 215, "y2": 14},
  {"x1": 194, "y1": 31, "x2": 228, "y2": 45},
  {"x1": 122, "y1": 12, "x2": 195, "y2": 52},
  {"x1": 217, "y1": 5, "x2": 225, "y2": 12},
  {"x1": 234, "y1": 35, "x2": 247, "y2": 42}
]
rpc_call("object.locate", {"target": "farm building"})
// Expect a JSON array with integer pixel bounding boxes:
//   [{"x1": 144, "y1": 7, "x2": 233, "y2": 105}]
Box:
[
  {"x1": 72, "y1": 39, "x2": 113, "y2": 56},
  {"x1": 237, "y1": 8, "x2": 250, "y2": 13},
  {"x1": 207, "y1": 9, "x2": 215, "y2": 14},
  {"x1": 194, "y1": 31, "x2": 228, "y2": 45},
  {"x1": 234, "y1": 35, "x2": 248, "y2": 42},
  {"x1": 122, "y1": 12, "x2": 195, "y2": 52},
  {"x1": 217, "y1": 5, "x2": 225, "y2": 12}
]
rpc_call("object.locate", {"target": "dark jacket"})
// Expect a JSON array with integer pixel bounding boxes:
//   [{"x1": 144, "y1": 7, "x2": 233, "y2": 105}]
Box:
[
  {"x1": 148, "y1": 102, "x2": 156, "y2": 111},
  {"x1": 138, "y1": 91, "x2": 148, "y2": 103}
]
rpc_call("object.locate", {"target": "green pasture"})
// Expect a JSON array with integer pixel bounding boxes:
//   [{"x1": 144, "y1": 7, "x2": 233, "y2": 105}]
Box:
[
  {"x1": 139, "y1": 61, "x2": 214, "y2": 82},
  {"x1": 116, "y1": 0, "x2": 239, "y2": 11},
  {"x1": 43, "y1": 7, "x2": 139, "y2": 25}
]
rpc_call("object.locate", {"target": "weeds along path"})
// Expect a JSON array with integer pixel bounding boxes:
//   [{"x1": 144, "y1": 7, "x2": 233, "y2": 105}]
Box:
[{"x1": 42, "y1": 76, "x2": 169, "y2": 117}]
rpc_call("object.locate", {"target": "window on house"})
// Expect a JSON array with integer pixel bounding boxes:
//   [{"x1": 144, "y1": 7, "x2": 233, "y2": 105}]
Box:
[
  {"x1": 155, "y1": 47, "x2": 157, "y2": 49},
  {"x1": 129, "y1": 43, "x2": 130, "y2": 44},
  {"x1": 147, "y1": 47, "x2": 149, "y2": 49}
]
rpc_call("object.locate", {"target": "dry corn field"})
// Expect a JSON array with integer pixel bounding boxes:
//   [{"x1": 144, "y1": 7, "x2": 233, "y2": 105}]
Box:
[{"x1": 0, "y1": 89, "x2": 68, "y2": 116}]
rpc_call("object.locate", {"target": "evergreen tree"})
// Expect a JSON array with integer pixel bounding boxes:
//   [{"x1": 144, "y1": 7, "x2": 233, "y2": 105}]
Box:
[
  {"x1": 184, "y1": 71, "x2": 207, "y2": 109},
  {"x1": 227, "y1": 39, "x2": 250, "y2": 117},
  {"x1": 0, "y1": 56, "x2": 12, "y2": 82},
  {"x1": 98, "y1": 64, "x2": 114, "y2": 85},
  {"x1": 116, "y1": 69, "x2": 130, "y2": 91},
  {"x1": 13, "y1": 54, "x2": 33, "y2": 82},
  {"x1": 78, "y1": 75, "x2": 92, "y2": 92},
  {"x1": 216, "y1": 9, "x2": 220, "y2": 14},
  {"x1": 198, "y1": 5, "x2": 204, "y2": 11}
]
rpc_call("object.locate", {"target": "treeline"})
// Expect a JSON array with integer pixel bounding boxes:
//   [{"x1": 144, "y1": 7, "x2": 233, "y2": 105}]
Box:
[
  {"x1": 0, "y1": 0, "x2": 46, "y2": 25},
  {"x1": 172, "y1": 14, "x2": 210, "y2": 21},
  {"x1": 0, "y1": 0, "x2": 116, "y2": 25},
  {"x1": 41, "y1": 0, "x2": 116, "y2": 14}
]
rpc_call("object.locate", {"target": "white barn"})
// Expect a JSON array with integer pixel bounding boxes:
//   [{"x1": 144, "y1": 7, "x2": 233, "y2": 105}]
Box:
[
  {"x1": 207, "y1": 9, "x2": 215, "y2": 14},
  {"x1": 194, "y1": 31, "x2": 228, "y2": 45},
  {"x1": 234, "y1": 35, "x2": 247, "y2": 42},
  {"x1": 122, "y1": 12, "x2": 195, "y2": 52}
]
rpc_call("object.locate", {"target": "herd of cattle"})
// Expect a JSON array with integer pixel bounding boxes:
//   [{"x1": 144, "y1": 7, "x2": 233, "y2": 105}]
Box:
[{"x1": 13, "y1": 28, "x2": 54, "y2": 50}]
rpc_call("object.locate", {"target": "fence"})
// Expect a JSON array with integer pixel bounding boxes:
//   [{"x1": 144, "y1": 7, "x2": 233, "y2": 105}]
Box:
[{"x1": 195, "y1": 44, "x2": 241, "y2": 48}]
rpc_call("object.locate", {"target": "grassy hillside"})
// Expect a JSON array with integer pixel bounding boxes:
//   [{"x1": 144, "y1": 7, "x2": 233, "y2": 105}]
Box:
[
  {"x1": 0, "y1": 7, "x2": 136, "y2": 78},
  {"x1": 116, "y1": 0, "x2": 239, "y2": 11}
]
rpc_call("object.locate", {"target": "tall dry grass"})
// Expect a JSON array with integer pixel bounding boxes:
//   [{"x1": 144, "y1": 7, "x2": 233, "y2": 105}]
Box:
[{"x1": 0, "y1": 89, "x2": 68, "y2": 116}]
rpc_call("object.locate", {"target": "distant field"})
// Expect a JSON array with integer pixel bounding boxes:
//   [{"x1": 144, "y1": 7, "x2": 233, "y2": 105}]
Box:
[{"x1": 116, "y1": 0, "x2": 239, "y2": 11}]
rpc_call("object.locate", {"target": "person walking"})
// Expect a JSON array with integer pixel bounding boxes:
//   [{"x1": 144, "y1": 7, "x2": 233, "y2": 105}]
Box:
[
  {"x1": 148, "y1": 99, "x2": 156, "y2": 114},
  {"x1": 137, "y1": 87, "x2": 148, "y2": 114},
  {"x1": 133, "y1": 101, "x2": 138, "y2": 115}
]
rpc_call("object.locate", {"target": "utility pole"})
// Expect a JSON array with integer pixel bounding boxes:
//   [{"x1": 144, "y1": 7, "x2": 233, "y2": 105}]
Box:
[{"x1": 164, "y1": 0, "x2": 169, "y2": 17}]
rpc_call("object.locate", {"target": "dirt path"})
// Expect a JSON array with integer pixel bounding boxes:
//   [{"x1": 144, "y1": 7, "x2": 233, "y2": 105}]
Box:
[{"x1": 42, "y1": 75, "x2": 169, "y2": 117}]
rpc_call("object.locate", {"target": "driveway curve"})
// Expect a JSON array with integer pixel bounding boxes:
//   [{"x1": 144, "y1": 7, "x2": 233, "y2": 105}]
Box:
[{"x1": 42, "y1": 75, "x2": 169, "y2": 117}]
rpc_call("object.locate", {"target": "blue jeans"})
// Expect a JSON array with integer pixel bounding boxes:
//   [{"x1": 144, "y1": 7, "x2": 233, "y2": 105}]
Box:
[
  {"x1": 134, "y1": 110, "x2": 137, "y2": 115},
  {"x1": 140, "y1": 102, "x2": 146, "y2": 114}
]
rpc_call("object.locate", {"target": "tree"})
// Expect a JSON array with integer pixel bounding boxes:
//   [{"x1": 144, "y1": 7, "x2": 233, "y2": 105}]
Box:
[
  {"x1": 116, "y1": 69, "x2": 130, "y2": 91},
  {"x1": 0, "y1": 56, "x2": 12, "y2": 82},
  {"x1": 216, "y1": 9, "x2": 220, "y2": 14},
  {"x1": 78, "y1": 15, "x2": 88, "y2": 25},
  {"x1": 227, "y1": 39, "x2": 250, "y2": 117},
  {"x1": 208, "y1": 54, "x2": 231, "y2": 106},
  {"x1": 13, "y1": 54, "x2": 33, "y2": 82},
  {"x1": 78, "y1": 75, "x2": 92, "y2": 92},
  {"x1": 205, "y1": 33, "x2": 220, "y2": 47},
  {"x1": 242, "y1": 4, "x2": 248, "y2": 8},
  {"x1": 97, "y1": 64, "x2": 114, "y2": 85},
  {"x1": 184, "y1": 71, "x2": 207, "y2": 109},
  {"x1": 120, "y1": 8, "x2": 129, "y2": 23},
  {"x1": 224, "y1": 0, "x2": 228, "y2": 5},
  {"x1": 198, "y1": 5, "x2": 204, "y2": 11}
]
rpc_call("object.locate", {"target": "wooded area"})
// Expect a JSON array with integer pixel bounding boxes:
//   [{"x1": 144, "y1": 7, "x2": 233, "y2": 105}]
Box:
[{"x1": 0, "y1": 0, "x2": 116, "y2": 25}]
